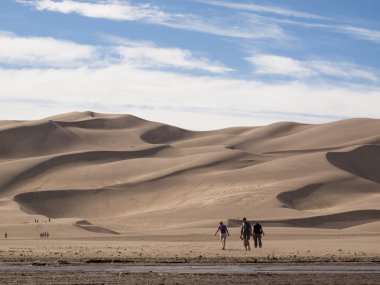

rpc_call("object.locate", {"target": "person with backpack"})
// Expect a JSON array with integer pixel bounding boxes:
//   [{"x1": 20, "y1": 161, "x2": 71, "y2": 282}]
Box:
[
  {"x1": 240, "y1": 217, "x2": 252, "y2": 251},
  {"x1": 214, "y1": 221, "x2": 230, "y2": 250},
  {"x1": 253, "y1": 222, "x2": 265, "y2": 248}
]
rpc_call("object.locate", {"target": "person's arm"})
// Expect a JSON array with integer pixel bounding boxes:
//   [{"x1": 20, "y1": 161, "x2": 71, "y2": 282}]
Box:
[
  {"x1": 226, "y1": 227, "x2": 230, "y2": 236},
  {"x1": 214, "y1": 227, "x2": 220, "y2": 235}
]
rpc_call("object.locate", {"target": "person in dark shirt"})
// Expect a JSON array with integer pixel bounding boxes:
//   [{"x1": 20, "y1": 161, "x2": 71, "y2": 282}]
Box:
[
  {"x1": 214, "y1": 221, "x2": 230, "y2": 250},
  {"x1": 253, "y1": 222, "x2": 265, "y2": 248},
  {"x1": 240, "y1": 217, "x2": 252, "y2": 251}
]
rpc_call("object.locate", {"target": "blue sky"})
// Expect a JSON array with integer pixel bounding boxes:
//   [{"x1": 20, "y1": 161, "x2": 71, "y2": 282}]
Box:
[{"x1": 0, "y1": 0, "x2": 379, "y2": 129}]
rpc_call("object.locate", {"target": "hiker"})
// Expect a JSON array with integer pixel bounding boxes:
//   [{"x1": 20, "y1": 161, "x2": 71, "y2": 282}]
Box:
[
  {"x1": 214, "y1": 221, "x2": 229, "y2": 250},
  {"x1": 240, "y1": 217, "x2": 252, "y2": 251},
  {"x1": 4, "y1": 232, "x2": 7, "y2": 239},
  {"x1": 253, "y1": 222, "x2": 265, "y2": 248}
]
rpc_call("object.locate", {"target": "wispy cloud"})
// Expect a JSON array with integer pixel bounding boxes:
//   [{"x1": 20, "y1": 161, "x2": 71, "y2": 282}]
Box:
[
  {"x1": 337, "y1": 25, "x2": 380, "y2": 44},
  {"x1": 18, "y1": 0, "x2": 286, "y2": 40},
  {"x1": 162, "y1": 14, "x2": 285, "y2": 40},
  {"x1": 247, "y1": 54, "x2": 379, "y2": 82},
  {"x1": 17, "y1": 0, "x2": 380, "y2": 46},
  {"x1": 0, "y1": 30, "x2": 96, "y2": 67},
  {"x1": 115, "y1": 45, "x2": 233, "y2": 74},
  {"x1": 0, "y1": 30, "x2": 231, "y2": 73},
  {"x1": 198, "y1": 0, "x2": 326, "y2": 20},
  {"x1": 18, "y1": 0, "x2": 168, "y2": 22},
  {"x1": 209, "y1": 3, "x2": 380, "y2": 45},
  {"x1": 271, "y1": 18, "x2": 380, "y2": 45}
]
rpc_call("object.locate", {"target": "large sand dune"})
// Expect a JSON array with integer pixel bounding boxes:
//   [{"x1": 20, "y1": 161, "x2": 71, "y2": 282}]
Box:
[{"x1": 1, "y1": 112, "x2": 380, "y2": 235}]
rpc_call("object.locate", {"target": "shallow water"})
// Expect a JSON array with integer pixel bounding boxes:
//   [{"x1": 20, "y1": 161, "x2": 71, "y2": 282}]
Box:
[{"x1": 1, "y1": 263, "x2": 379, "y2": 274}]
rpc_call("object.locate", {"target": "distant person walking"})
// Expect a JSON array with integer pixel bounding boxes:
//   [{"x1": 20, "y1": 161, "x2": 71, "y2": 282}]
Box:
[
  {"x1": 240, "y1": 217, "x2": 252, "y2": 251},
  {"x1": 4, "y1": 232, "x2": 7, "y2": 239},
  {"x1": 214, "y1": 221, "x2": 229, "y2": 250},
  {"x1": 253, "y1": 222, "x2": 265, "y2": 248}
]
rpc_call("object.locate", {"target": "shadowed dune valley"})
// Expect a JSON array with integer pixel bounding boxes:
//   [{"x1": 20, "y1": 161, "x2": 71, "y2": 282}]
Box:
[{"x1": 0, "y1": 112, "x2": 380, "y2": 266}]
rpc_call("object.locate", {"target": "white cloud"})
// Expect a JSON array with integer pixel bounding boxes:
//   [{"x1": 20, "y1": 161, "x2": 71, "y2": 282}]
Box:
[
  {"x1": 310, "y1": 60, "x2": 378, "y2": 82},
  {"x1": 0, "y1": 30, "x2": 97, "y2": 67},
  {"x1": 23, "y1": 0, "x2": 168, "y2": 22},
  {"x1": 198, "y1": 0, "x2": 325, "y2": 20},
  {"x1": 247, "y1": 54, "x2": 379, "y2": 82},
  {"x1": 115, "y1": 44, "x2": 233, "y2": 73},
  {"x1": 247, "y1": 55, "x2": 313, "y2": 78},
  {"x1": 272, "y1": 18, "x2": 380, "y2": 45},
  {"x1": 161, "y1": 13, "x2": 285, "y2": 40},
  {"x1": 18, "y1": 0, "x2": 286, "y2": 40},
  {"x1": 337, "y1": 25, "x2": 380, "y2": 44},
  {"x1": 0, "y1": 30, "x2": 230, "y2": 73},
  {"x1": 1, "y1": 64, "x2": 379, "y2": 130}
]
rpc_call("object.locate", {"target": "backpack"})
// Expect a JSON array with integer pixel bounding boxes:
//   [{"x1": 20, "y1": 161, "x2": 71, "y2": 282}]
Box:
[
  {"x1": 254, "y1": 224, "x2": 262, "y2": 234},
  {"x1": 242, "y1": 221, "x2": 251, "y2": 235}
]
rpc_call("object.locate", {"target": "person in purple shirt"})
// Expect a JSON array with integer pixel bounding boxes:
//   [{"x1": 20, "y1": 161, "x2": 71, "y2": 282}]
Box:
[{"x1": 214, "y1": 221, "x2": 230, "y2": 250}]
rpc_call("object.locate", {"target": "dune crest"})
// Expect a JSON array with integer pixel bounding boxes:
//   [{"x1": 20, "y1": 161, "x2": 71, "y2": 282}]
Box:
[{"x1": 1, "y1": 112, "x2": 379, "y2": 232}]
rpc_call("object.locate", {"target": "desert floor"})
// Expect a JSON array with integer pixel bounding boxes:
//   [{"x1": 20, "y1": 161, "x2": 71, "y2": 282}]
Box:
[
  {"x1": 1, "y1": 227, "x2": 380, "y2": 263},
  {"x1": 0, "y1": 227, "x2": 379, "y2": 284}
]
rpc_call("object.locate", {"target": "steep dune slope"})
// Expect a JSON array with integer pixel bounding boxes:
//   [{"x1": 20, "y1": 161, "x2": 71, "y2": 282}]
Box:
[
  {"x1": 327, "y1": 145, "x2": 380, "y2": 184},
  {"x1": 0, "y1": 120, "x2": 82, "y2": 158},
  {"x1": 0, "y1": 112, "x2": 379, "y2": 232}
]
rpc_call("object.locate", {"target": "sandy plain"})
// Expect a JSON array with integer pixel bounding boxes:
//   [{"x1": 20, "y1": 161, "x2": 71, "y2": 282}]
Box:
[
  {"x1": 0, "y1": 228, "x2": 380, "y2": 284},
  {"x1": 0, "y1": 227, "x2": 380, "y2": 264}
]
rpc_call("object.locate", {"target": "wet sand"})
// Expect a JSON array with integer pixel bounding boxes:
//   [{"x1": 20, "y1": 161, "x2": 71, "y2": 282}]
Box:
[
  {"x1": 0, "y1": 270, "x2": 379, "y2": 285},
  {"x1": 1, "y1": 263, "x2": 380, "y2": 274},
  {"x1": 0, "y1": 262, "x2": 380, "y2": 284}
]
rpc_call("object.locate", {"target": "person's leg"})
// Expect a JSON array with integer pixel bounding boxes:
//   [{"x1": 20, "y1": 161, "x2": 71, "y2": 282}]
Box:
[
  {"x1": 221, "y1": 233, "x2": 226, "y2": 249},
  {"x1": 258, "y1": 234, "x2": 262, "y2": 248},
  {"x1": 245, "y1": 236, "x2": 250, "y2": 250},
  {"x1": 254, "y1": 235, "x2": 258, "y2": 248},
  {"x1": 220, "y1": 233, "x2": 224, "y2": 249}
]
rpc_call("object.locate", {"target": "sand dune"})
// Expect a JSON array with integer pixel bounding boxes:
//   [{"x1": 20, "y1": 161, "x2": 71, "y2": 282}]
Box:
[
  {"x1": 327, "y1": 145, "x2": 380, "y2": 184},
  {"x1": 0, "y1": 112, "x2": 379, "y2": 235}
]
